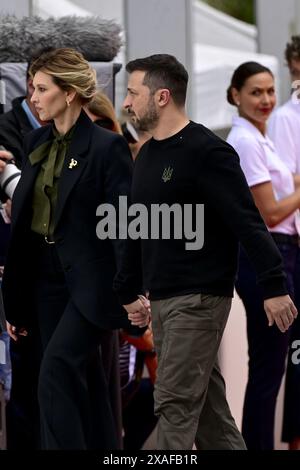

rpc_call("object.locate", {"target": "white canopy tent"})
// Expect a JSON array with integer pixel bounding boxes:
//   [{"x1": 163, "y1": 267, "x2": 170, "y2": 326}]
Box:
[{"x1": 193, "y1": 0, "x2": 257, "y2": 52}]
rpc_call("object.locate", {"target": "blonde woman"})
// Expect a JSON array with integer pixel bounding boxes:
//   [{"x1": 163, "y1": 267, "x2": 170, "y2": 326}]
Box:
[{"x1": 2, "y1": 48, "x2": 148, "y2": 449}]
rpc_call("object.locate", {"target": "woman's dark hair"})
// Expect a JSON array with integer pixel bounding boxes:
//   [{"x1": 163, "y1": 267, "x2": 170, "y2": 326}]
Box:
[{"x1": 227, "y1": 61, "x2": 273, "y2": 106}]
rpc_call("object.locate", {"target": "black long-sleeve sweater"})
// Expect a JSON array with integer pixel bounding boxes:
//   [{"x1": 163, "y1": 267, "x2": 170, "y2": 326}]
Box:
[{"x1": 114, "y1": 121, "x2": 287, "y2": 303}]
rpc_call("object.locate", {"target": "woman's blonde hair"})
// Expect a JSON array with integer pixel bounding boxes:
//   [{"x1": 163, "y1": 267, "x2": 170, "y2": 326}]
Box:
[
  {"x1": 29, "y1": 47, "x2": 97, "y2": 103},
  {"x1": 86, "y1": 91, "x2": 122, "y2": 134}
]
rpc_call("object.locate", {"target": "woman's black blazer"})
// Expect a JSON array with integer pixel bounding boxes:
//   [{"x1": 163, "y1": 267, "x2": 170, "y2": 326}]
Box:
[{"x1": 2, "y1": 111, "x2": 142, "y2": 331}]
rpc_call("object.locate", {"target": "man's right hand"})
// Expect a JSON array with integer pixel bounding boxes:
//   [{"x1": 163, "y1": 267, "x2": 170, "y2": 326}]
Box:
[{"x1": 264, "y1": 295, "x2": 298, "y2": 332}]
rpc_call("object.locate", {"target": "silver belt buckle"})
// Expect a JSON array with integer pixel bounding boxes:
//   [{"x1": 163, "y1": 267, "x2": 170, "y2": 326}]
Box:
[{"x1": 44, "y1": 235, "x2": 55, "y2": 245}]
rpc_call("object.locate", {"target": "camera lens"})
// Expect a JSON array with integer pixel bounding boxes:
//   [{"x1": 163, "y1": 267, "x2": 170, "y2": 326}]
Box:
[{"x1": 0, "y1": 162, "x2": 21, "y2": 199}]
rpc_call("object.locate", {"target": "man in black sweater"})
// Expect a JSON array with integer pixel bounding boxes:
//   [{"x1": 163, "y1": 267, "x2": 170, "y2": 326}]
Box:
[{"x1": 114, "y1": 54, "x2": 298, "y2": 450}]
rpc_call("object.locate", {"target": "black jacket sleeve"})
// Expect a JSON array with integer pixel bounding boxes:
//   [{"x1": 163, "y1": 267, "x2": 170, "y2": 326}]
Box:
[{"x1": 101, "y1": 135, "x2": 143, "y2": 305}]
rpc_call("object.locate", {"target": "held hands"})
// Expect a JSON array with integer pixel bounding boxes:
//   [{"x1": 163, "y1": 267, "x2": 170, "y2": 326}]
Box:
[
  {"x1": 123, "y1": 295, "x2": 151, "y2": 328},
  {"x1": 264, "y1": 295, "x2": 298, "y2": 332}
]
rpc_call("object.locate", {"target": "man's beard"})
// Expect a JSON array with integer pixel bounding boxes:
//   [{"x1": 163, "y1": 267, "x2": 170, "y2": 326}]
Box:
[{"x1": 136, "y1": 98, "x2": 159, "y2": 132}]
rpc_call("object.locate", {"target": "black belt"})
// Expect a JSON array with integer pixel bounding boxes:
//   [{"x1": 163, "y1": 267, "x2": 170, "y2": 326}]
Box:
[{"x1": 271, "y1": 232, "x2": 300, "y2": 246}]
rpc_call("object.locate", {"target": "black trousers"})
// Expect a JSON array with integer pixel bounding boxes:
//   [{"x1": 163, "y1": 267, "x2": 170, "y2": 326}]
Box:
[
  {"x1": 32, "y1": 236, "x2": 118, "y2": 450},
  {"x1": 6, "y1": 332, "x2": 41, "y2": 449},
  {"x1": 236, "y1": 241, "x2": 300, "y2": 449}
]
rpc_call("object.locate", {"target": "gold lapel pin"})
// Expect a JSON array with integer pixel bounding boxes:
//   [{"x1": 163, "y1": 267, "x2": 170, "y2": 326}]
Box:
[{"x1": 69, "y1": 158, "x2": 78, "y2": 169}]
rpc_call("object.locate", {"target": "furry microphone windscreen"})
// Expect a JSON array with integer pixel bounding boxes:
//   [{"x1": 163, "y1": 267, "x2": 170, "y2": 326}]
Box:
[{"x1": 0, "y1": 15, "x2": 122, "y2": 62}]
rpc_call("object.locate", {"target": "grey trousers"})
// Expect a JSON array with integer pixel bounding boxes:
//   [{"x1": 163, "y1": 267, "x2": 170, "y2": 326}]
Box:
[{"x1": 151, "y1": 293, "x2": 246, "y2": 450}]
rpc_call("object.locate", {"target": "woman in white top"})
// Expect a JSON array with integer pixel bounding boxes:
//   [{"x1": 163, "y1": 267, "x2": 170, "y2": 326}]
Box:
[{"x1": 227, "y1": 61, "x2": 300, "y2": 450}]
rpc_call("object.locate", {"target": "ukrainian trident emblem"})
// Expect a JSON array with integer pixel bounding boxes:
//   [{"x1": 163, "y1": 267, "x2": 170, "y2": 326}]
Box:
[{"x1": 162, "y1": 166, "x2": 173, "y2": 183}]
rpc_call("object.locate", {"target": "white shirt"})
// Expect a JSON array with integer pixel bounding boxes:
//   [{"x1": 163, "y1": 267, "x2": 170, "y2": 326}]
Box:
[
  {"x1": 268, "y1": 97, "x2": 300, "y2": 174},
  {"x1": 227, "y1": 116, "x2": 297, "y2": 235}
]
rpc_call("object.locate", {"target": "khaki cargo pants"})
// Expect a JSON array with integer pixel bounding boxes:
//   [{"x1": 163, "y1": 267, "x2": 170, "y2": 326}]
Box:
[{"x1": 151, "y1": 293, "x2": 246, "y2": 450}]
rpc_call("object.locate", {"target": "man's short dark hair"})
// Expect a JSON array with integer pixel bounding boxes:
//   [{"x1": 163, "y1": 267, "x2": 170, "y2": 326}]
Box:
[
  {"x1": 126, "y1": 54, "x2": 188, "y2": 106},
  {"x1": 285, "y1": 36, "x2": 300, "y2": 65}
]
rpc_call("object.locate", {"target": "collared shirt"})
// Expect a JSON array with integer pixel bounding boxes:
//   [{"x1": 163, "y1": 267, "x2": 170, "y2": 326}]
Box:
[
  {"x1": 29, "y1": 125, "x2": 75, "y2": 237},
  {"x1": 21, "y1": 99, "x2": 41, "y2": 130},
  {"x1": 227, "y1": 116, "x2": 297, "y2": 235},
  {"x1": 268, "y1": 97, "x2": 300, "y2": 174}
]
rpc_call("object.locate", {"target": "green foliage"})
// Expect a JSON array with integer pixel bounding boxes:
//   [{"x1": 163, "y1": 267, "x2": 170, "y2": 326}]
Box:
[{"x1": 202, "y1": 0, "x2": 255, "y2": 25}]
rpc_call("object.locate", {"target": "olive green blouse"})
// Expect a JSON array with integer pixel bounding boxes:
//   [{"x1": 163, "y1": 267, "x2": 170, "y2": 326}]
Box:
[{"x1": 29, "y1": 125, "x2": 75, "y2": 237}]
